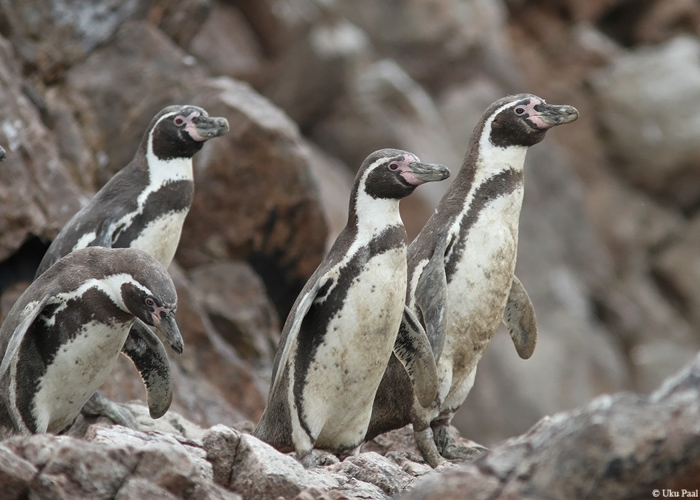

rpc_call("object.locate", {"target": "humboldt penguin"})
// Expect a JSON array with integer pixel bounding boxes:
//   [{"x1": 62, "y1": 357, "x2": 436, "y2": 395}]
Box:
[
  {"x1": 0, "y1": 247, "x2": 179, "y2": 435},
  {"x1": 34, "y1": 104, "x2": 229, "y2": 426},
  {"x1": 366, "y1": 94, "x2": 579, "y2": 467},
  {"x1": 254, "y1": 148, "x2": 449, "y2": 465}
]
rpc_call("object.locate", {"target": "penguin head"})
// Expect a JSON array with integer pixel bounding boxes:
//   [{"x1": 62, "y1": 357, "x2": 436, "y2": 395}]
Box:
[
  {"x1": 359, "y1": 149, "x2": 450, "y2": 200},
  {"x1": 112, "y1": 249, "x2": 184, "y2": 354},
  {"x1": 487, "y1": 94, "x2": 579, "y2": 148},
  {"x1": 147, "y1": 105, "x2": 230, "y2": 161}
]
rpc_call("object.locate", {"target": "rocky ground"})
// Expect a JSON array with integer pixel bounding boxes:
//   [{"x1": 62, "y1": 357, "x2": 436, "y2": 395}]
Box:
[{"x1": 1, "y1": 0, "x2": 700, "y2": 498}]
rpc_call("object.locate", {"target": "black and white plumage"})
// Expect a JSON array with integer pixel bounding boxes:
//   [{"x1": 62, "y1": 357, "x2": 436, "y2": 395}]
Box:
[
  {"x1": 0, "y1": 247, "x2": 180, "y2": 435},
  {"x1": 366, "y1": 94, "x2": 579, "y2": 467},
  {"x1": 33, "y1": 104, "x2": 228, "y2": 426},
  {"x1": 0, "y1": 145, "x2": 5, "y2": 162},
  {"x1": 36, "y1": 104, "x2": 229, "y2": 276},
  {"x1": 254, "y1": 149, "x2": 449, "y2": 463}
]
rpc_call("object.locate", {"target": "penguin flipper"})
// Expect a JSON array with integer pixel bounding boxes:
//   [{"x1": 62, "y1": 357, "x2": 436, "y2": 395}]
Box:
[
  {"x1": 0, "y1": 293, "x2": 53, "y2": 379},
  {"x1": 270, "y1": 277, "x2": 329, "y2": 398},
  {"x1": 121, "y1": 320, "x2": 173, "y2": 419},
  {"x1": 393, "y1": 306, "x2": 439, "y2": 408},
  {"x1": 414, "y1": 236, "x2": 449, "y2": 358},
  {"x1": 502, "y1": 275, "x2": 537, "y2": 359}
]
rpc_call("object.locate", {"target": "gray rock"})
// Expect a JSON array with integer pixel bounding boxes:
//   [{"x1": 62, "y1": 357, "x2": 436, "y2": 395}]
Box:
[
  {"x1": 402, "y1": 352, "x2": 700, "y2": 500},
  {"x1": 591, "y1": 35, "x2": 700, "y2": 208}
]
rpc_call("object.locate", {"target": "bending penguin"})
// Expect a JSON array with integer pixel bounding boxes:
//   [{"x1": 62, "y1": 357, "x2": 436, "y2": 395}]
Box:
[
  {"x1": 34, "y1": 104, "x2": 229, "y2": 426},
  {"x1": 366, "y1": 94, "x2": 579, "y2": 467},
  {"x1": 254, "y1": 148, "x2": 449, "y2": 465},
  {"x1": 0, "y1": 247, "x2": 179, "y2": 435}
]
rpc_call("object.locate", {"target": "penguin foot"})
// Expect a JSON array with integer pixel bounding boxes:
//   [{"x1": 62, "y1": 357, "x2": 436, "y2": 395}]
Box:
[
  {"x1": 414, "y1": 426, "x2": 446, "y2": 468},
  {"x1": 432, "y1": 419, "x2": 487, "y2": 463},
  {"x1": 441, "y1": 443, "x2": 488, "y2": 462},
  {"x1": 81, "y1": 391, "x2": 138, "y2": 429}
]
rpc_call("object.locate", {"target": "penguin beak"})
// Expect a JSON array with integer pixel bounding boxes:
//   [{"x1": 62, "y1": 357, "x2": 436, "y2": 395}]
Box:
[
  {"x1": 188, "y1": 115, "x2": 230, "y2": 141},
  {"x1": 403, "y1": 162, "x2": 451, "y2": 185},
  {"x1": 153, "y1": 311, "x2": 184, "y2": 354},
  {"x1": 531, "y1": 104, "x2": 579, "y2": 129}
]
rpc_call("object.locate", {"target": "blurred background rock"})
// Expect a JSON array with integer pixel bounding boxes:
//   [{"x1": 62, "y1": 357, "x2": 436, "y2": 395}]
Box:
[{"x1": 0, "y1": 0, "x2": 698, "y2": 448}]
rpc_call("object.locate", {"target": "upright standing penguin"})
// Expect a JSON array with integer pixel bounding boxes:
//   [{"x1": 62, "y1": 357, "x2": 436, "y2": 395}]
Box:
[
  {"x1": 254, "y1": 149, "x2": 449, "y2": 465},
  {"x1": 34, "y1": 104, "x2": 229, "y2": 425},
  {"x1": 0, "y1": 247, "x2": 180, "y2": 435},
  {"x1": 366, "y1": 94, "x2": 579, "y2": 467}
]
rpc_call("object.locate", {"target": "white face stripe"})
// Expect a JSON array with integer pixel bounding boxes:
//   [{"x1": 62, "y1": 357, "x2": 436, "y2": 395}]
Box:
[
  {"x1": 42, "y1": 274, "x2": 150, "y2": 326},
  {"x1": 113, "y1": 111, "x2": 194, "y2": 243}
]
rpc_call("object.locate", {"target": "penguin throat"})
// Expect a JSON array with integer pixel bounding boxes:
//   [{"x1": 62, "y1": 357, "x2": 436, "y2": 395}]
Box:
[{"x1": 351, "y1": 190, "x2": 402, "y2": 244}]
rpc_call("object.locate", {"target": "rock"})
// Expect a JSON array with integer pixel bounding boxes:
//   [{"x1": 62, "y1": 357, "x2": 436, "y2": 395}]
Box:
[
  {"x1": 401, "y1": 352, "x2": 700, "y2": 500},
  {"x1": 61, "y1": 20, "x2": 204, "y2": 184},
  {"x1": 261, "y1": 10, "x2": 371, "y2": 127},
  {"x1": 653, "y1": 214, "x2": 700, "y2": 328},
  {"x1": 0, "y1": 442, "x2": 36, "y2": 500},
  {"x1": 337, "y1": 0, "x2": 511, "y2": 90},
  {"x1": 591, "y1": 35, "x2": 700, "y2": 209},
  {"x1": 0, "y1": 36, "x2": 87, "y2": 255},
  {"x1": 2, "y1": 423, "x2": 241, "y2": 500},
  {"x1": 0, "y1": 0, "x2": 148, "y2": 83},
  {"x1": 188, "y1": 261, "x2": 281, "y2": 365},
  {"x1": 149, "y1": 0, "x2": 213, "y2": 48},
  {"x1": 187, "y1": 1, "x2": 264, "y2": 82},
  {"x1": 178, "y1": 76, "x2": 328, "y2": 318}
]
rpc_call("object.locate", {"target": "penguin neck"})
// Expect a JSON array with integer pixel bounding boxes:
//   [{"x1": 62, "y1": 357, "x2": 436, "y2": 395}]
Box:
[
  {"x1": 445, "y1": 126, "x2": 528, "y2": 212},
  {"x1": 348, "y1": 189, "x2": 403, "y2": 245},
  {"x1": 144, "y1": 134, "x2": 195, "y2": 187}
]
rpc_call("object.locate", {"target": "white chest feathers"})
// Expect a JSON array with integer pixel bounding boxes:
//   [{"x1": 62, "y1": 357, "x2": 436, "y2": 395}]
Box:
[{"x1": 33, "y1": 318, "x2": 134, "y2": 433}]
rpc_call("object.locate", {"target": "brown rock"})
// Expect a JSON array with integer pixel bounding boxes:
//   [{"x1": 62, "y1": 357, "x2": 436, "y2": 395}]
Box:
[
  {"x1": 189, "y1": 261, "x2": 281, "y2": 364},
  {"x1": 187, "y1": 1, "x2": 264, "y2": 82},
  {"x1": 0, "y1": 36, "x2": 87, "y2": 254},
  {"x1": 0, "y1": 1, "x2": 148, "y2": 83},
  {"x1": 0, "y1": 443, "x2": 36, "y2": 500},
  {"x1": 61, "y1": 21, "x2": 204, "y2": 184},
  {"x1": 178, "y1": 76, "x2": 328, "y2": 318},
  {"x1": 148, "y1": 0, "x2": 213, "y2": 48}
]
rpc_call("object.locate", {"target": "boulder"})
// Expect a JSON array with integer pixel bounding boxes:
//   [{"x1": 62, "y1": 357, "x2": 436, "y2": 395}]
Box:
[
  {"x1": 401, "y1": 352, "x2": 700, "y2": 500},
  {"x1": 591, "y1": 35, "x2": 700, "y2": 209},
  {"x1": 188, "y1": 261, "x2": 281, "y2": 365}
]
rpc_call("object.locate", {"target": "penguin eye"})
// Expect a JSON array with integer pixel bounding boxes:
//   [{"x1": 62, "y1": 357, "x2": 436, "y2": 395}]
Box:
[
  {"x1": 145, "y1": 297, "x2": 156, "y2": 308},
  {"x1": 173, "y1": 116, "x2": 186, "y2": 126},
  {"x1": 514, "y1": 106, "x2": 526, "y2": 116},
  {"x1": 388, "y1": 162, "x2": 400, "y2": 171}
]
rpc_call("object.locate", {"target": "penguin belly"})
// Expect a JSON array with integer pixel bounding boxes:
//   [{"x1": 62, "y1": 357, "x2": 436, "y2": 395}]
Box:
[
  {"x1": 127, "y1": 210, "x2": 188, "y2": 267},
  {"x1": 306, "y1": 248, "x2": 407, "y2": 450},
  {"x1": 440, "y1": 195, "x2": 521, "y2": 411},
  {"x1": 32, "y1": 320, "x2": 133, "y2": 433}
]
